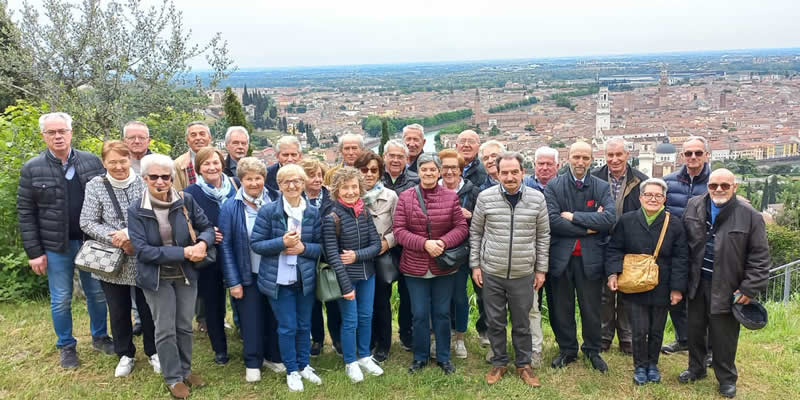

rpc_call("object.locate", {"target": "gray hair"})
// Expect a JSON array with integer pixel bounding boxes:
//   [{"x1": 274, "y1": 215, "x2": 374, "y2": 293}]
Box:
[
  {"x1": 416, "y1": 152, "x2": 441, "y2": 170},
  {"x1": 639, "y1": 178, "x2": 668, "y2": 195},
  {"x1": 384, "y1": 139, "x2": 409, "y2": 157},
  {"x1": 534, "y1": 146, "x2": 559, "y2": 164},
  {"x1": 225, "y1": 126, "x2": 250, "y2": 143},
  {"x1": 605, "y1": 137, "x2": 628, "y2": 151},
  {"x1": 236, "y1": 157, "x2": 267, "y2": 180},
  {"x1": 274, "y1": 135, "x2": 302, "y2": 154},
  {"x1": 338, "y1": 133, "x2": 365, "y2": 149},
  {"x1": 479, "y1": 140, "x2": 505, "y2": 156},
  {"x1": 402, "y1": 123, "x2": 424, "y2": 137},
  {"x1": 185, "y1": 121, "x2": 210, "y2": 137},
  {"x1": 39, "y1": 112, "x2": 73, "y2": 132},
  {"x1": 122, "y1": 120, "x2": 149, "y2": 139},
  {"x1": 684, "y1": 135, "x2": 710, "y2": 153},
  {"x1": 496, "y1": 151, "x2": 524, "y2": 170},
  {"x1": 140, "y1": 154, "x2": 176, "y2": 179}
]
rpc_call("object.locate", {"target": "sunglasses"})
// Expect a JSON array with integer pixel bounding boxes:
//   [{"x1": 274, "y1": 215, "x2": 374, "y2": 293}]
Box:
[
  {"x1": 147, "y1": 174, "x2": 172, "y2": 182},
  {"x1": 708, "y1": 183, "x2": 732, "y2": 191},
  {"x1": 360, "y1": 167, "x2": 380, "y2": 174},
  {"x1": 683, "y1": 150, "x2": 705, "y2": 158}
]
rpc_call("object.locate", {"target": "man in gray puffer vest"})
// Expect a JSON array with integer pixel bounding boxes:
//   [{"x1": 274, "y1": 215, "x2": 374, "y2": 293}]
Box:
[{"x1": 470, "y1": 152, "x2": 550, "y2": 387}]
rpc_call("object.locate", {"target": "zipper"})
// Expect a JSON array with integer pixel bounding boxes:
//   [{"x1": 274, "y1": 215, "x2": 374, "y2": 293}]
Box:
[
  {"x1": 507, "y1": 206, "x2": 515, "y2": 279},
  {"x1": 353, "y1": 208, "x2": 366, "y2": 280}
]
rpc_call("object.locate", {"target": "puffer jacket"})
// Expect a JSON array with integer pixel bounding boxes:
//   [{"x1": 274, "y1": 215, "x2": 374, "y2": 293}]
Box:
[
  {"x1": 322, "y1": 201, "x2": 382, "y2": 294},
  {"x1": 18, "y1": 149, "x2": 105, "y2": 258},
  {"x1": 470, "y1": 184, "x2": 550, "y2": 279},
  {"x1": 463, "y1": 158, "x2": 488, "y2": 188},
  {"x1": 455, "y1": 179, "x2": 480, "y2": 219},
  {"x1": 393, "y1": 185, "x2": 469, "y2": 276},
  {"x1": 382, "y1": 168, "x2": 419, "y2": 196},
  {"x1": 664, "y1": 163, "x2": 710, "y2": 218},
  {"x1": 218, "y1": 195, "x2": 256, "y2": 289}
]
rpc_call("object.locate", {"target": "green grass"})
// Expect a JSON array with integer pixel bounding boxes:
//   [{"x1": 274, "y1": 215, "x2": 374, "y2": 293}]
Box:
[{"x1": 0, "y1": 297, "x2": 798, "y2": 399}]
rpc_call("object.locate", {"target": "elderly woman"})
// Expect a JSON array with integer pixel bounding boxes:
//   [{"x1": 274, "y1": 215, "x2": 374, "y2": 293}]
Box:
[
  {"x1": 353, "y1": 151, "x2": 398, "y2": 363},
  {"x1": 219, "y1": 157, "x2": 284, "y2": 383},
  {"x1": 251, "y1": 164, "x2": 323, "y2": 392},
  {"x1": 606, "y1": 178, "x2": 688, "y2": 386},
  {"x1": 80, "y1": 140, "x2": 159, "y2": 377},
  {"x1": 323, "y1": 166, "x2": 383, "y2": 382},
  {"x1": 183, "y1": 146, "x2": 238, "y2": 365},
  {"x1": 393, "y1": 153, "x2": 468, "y2": 375},
  {"x1": 299, "y1": 158, "x2": 341, "y2": 356},
  {"x1": 438, "y1": 149, "x2": 480, "y2": 359},
  {"x1": 128, "y1": 153, "x2": 215, "y2": 399}
]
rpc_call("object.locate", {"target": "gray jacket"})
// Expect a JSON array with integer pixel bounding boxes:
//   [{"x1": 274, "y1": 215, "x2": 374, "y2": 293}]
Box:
[{"x1": 469, "y1": 184, "x2": 550, "y2": 279}]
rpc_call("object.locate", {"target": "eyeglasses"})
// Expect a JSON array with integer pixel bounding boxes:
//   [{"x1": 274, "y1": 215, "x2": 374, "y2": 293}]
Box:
[
  {"x1": 708, "y1": 183, "x2": 732, "y2": 191},
  {"x1": 280, "y1": 179, "x2": 303, "y2": 187},
  {"x1": 457, "y1": 139, "x2": 478, "y2": 145},
  {"x1": 124, "y1": 136, "x2": 149, "y2": 142},
  {"x1": 43, "y1": 129, "x2": 72, "y2": 136},
  {"x1": 360, "y1": 167, "x2": 380, "y2": 174},
  {"x1": 642, "y1": 193, "x2": 665, "y2": 200},
  {"x1": 147, "y1": 174, "x2": 171, "y2": 182},
  {"x1": 683, "y1": 150, "x2": 705, "y2": 158},
  {"x1": 441, "y1": 165, "x2": 460, "y2": 171}
]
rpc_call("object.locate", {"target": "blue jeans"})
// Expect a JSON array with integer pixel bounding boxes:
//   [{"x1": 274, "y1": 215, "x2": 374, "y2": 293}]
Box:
[
  {"x1": 46, "y1": 240, "x2": 108, "y2": 348},
  {"x1": 450, "y1": 264, "x2": 470, "y2": 333},
  {"x1": 337, "y1": 275, "x2": 375, "y2": 364},
  {"x1": 269, "y1": 285, "x2": 314, "y2": 374},
  {"x1": 406, "y1": 274, "x2": 456, "y2": 363}
]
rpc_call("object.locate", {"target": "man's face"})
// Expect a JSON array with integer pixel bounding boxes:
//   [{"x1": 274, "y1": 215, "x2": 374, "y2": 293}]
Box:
[
  {"x1": 606, "y1": 143, "x2": 629, "y2": 177},
  {"x1": 186, "y1": 125, "x2": 211, "y2": 153},
  {"x1": 277, "y1": 144, "x2": 301, "y2": 165},
  {"x1": 226, "y1": 131, "x2": 249, "y2": 162},
  {"x1": 682, "y1": 139, "x2": 708, "y2": 170},
  {"x1": 534, "y1": 154, "x2": 557, "y2": 183},
  {"x1": 123, "y1": 126, "x2": 150, "y2": 155},
  {"x1": 480, "y1": 145, "x2": 501, "y2": 179},
  {"x1": 569, "y1": 143, "x2": 593, "y2": 179},
  {"x1": 708, "y1": 172, "x2": 737, "y2": 206},
  {"x1": 41, "y1": 118, "x2": 73, "y2": 154},
  {"x1": 383, "y1": 145, "x2": 406, "y2": 177},
  {"x1": 498, "y1": 158, "x2": 523, "y2": 194},
  {"x1": 341, "y1": 138, "x2": 362, "y2": 166},
  {"x1": 403, "y1": 129, "x2": 425, "y2": 159},
  {"x1": 456, "y1": 131, "x2": 480, "y2": 163}
]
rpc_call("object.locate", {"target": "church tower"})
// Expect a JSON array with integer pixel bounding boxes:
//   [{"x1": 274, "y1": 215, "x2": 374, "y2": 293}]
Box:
[
  {"x1": 472, "y1": 88, "x2": 483, "y2": 127},
  {"x1": 658, "y1": 64, "x2": 668, "y2": 107},
  {"x1": 595, "y1": 86, "x2": 611, "y2": 140}
]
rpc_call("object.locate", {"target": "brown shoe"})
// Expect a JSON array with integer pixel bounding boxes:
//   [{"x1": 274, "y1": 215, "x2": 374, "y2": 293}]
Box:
[
  {"x1": 184, "y1": 374, "x2": 206, "y2": 388},
  {"x1": 517, "y1": 365, "x2": 541, "y2": 387},
  {"x1": 168, "y1": 382, "x2": 190, "y2": 399},
  {"x1": 620, "y1": 342, "x2": 633, "y2": 355},
  {"x1": 486, "y1": 366, "x2": 507, "y2": 385}
]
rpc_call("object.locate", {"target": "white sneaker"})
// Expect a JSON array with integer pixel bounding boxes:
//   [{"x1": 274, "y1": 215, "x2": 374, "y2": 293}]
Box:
[
  {"x1": 287, "y1": 371, "x2": 304, "y2": 392},
  {"x1": 263, "y1": 360, "x2": 287, "y2": 373},
  {"x1": 245, "y1": 368, "x2": 261, "y2": 383},
  {"x1": 454, "y1": 340, "x2": 468, "y2": 359},
  {"x1": 345, "y1": 361, "x2": 364, "y2": 383},
  {"x1": 479, "y1": 332, "x2": 491, "y2": 347},
  {"x1": 357, "y1": 356, "x2": 384, "y2": 376},
  {"x1": 114, "y1": 355, "x2": 135, "y2": 377},
  {"x1": 148, "y1": 354, "x2": 161, "y2": 374},
  {"x1": 299, "y1": 365, "x2": 322, "y2": 385}
]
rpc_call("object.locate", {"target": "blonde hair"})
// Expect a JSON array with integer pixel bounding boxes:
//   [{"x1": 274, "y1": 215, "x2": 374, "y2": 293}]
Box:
[
  {"x1": 276, "y1": 163, "x2": 308, "y2": 184},
  {"x1": 298, "y1": 158, "x2": 328, "y2": 179},
  {"x1": 236, "y1": 157, "x2": 267, "y2": 180},
  {"x1": 330, "y1": 166, "x2": 366, "y2": 200},
  {"x1": 101, "y1": 140, "x2": 131, "y2": 161}
]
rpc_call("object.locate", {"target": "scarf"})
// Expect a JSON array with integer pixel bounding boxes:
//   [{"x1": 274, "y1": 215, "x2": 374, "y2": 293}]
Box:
[
  {"x1": 338, "y1": 197, "x2": 364, "y2": 217},
  {"x1": 107, "y1": 168, "x2": 137, "y2": 189},
  {"x1": 282, "y1": 195, "x2": 307, "y2": 226},
  {"x1": 196, "y1": 174, "x2": 233, "y2": 206},
  {"x1": 362, "y1": 183, "x2": 384, "y2": 206},
  {"x1": 305, "y1": 189, "x2": 325, "y2": 209},
  {"x1": 279, "y1": 196, "x2": 306, "y2": 278},
  {"x1": 241, "y1": 187, "x2": 270, "y2": 210},
  {"x1": 642, "y1": 206, "x2": 665, "y2": 226}
]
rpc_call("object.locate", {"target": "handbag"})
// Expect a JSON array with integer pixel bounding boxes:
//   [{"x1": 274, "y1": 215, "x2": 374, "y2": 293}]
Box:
[
  {"x1": 316, "y1": 212, "x2": 343, "y2": 302},
  {"x1": 75, "y1": 179, "x2": 126, "y2": 279},
  {"x1": 618, "y1": 212, "x2": 669, "y2": 294},
  {"x1": 374, "y1": 251, "x2": 399, "y2": 285},
  {"x1": 179, "y1": 192, "x2": 217, "y2": 269},
  {"x1": 414, "y1": 186, "x2": 469, "y2": 270}
]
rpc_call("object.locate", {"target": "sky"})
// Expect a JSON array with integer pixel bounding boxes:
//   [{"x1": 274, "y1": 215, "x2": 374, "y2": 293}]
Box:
[{"x1": 8, "y1": 0, "x2": 800, "y2": 68}]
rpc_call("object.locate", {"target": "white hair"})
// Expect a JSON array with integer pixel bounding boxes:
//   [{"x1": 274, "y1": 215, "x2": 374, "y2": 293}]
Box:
[
  {"x1": 605, "y1": 137, "x2": 628, "y2": 151},
  {"x1": 534, "y1": 146, "x2": 559, "y2": 164},
  {"x1": 639, "y1": 178, "x2": 668, "y2": 195},
  {"x1": 384, "y1": 139, "x2": 409, "y2": 157},
  {"x1": 39, "y1": 112, "x2": 73, "y2": 132},
  {"x1": 185, "y1": 121, "x2": 210, "y2": 137},
  {"x1": 140, "y1": 154, "x2": 175, "y2": 178},
  {"x1": 274, "y1": 135, "x2": 302, "y2": 154},
  {"x1": 479, "y1": 140, "x2": 505, "y2": 156},
  {"x1": 339, "y1": 133, "x2": 364, "y2": 149},
  {"x1": 684, "y1": 135, "x2": 710, "y2": 153},
  {"x1": 122, "y1": 120, "x2": 149, "y2": 139},
  {"x1": 402, "y1": 123, "x2": 424, "y2": 137},
  {"x1": 225, "y1": 126, "x2": 250, "y2": 143}
]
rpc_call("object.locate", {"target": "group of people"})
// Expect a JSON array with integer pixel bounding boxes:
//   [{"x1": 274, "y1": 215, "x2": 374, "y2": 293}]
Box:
[{"x1": 19, "y1": 112, "x2": 769, "y2": 399}]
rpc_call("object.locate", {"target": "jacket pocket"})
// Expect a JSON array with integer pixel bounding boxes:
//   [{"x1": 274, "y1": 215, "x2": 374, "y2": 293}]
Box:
[{"x1": 31, "y1": 177, "x2": 59, "y2": 204}]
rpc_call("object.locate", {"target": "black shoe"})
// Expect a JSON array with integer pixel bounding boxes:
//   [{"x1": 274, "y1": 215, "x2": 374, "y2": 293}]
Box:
[
  {"x1": 705, "y1": 351, "x2": 713, "y2": 368},
  {"x1": 333, "y1": 341, "x2": 343, "y2": 357},
  {"x1": 59, "y1": 345, "x2": 79, "y2": 369},
  {"x1": 661, "y1": 340, "x2": 688, "y2": 354},
  {"x1": 678, "y1": 369, "x2": 708, "y2": 384},
  {"x1": 408, "y1": 360, "x2": 427, "y2": 373},
  {"x1": 310, "y1": 342, "x2": 322, "y2": 357},
  {"x1": 551, "y1": 353, "x2": 578, "y2": 369},
  {"x1": 633, "y1": 367, "x2": 647, "y2": 386},
  {"x1": 91, "y1": 336, "x2": 115, "y2": 355},
  {"x1": 132, "y1": 322, "x2": 143, "y2": 336},
  {"x1": 372, "y1": 348, "x2": 389, "y2": 363},
  {"x1": 215, "y1": 352, "x2": 229, "y2": 365},
  {"x1": 437, "y1": 361, "x2": 456, "y2": 375},
  {"x1": 619, "y1": 342, "x2": 633, "y2": 355},
  {"x1": 600, "y1": 341, "x2": 612, "y2": 352},
  {"x1": 400, "y1": 337, "x2": 413, "y2": 352},
  {"x1": 587, "y1": 353, "x2": 608, "y2": 373},
  {"x1": 719, "y1": 384, "x2": 737, "y2": 398}
]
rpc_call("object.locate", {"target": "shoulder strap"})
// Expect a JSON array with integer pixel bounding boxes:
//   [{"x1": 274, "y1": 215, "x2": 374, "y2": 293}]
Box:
[
  {"x1": 414, "y1": 185, "x2": 432, "y2": 239},
  {"x1": 178, "y1": 191, "x2": 198, "y2": 244},
  {"x1": 653, "y1": 212, "x2": 670, "y2": 258},
  {"x1": 229, "y1": 175, "x2": 239, "y2": 191},
  {"x1": 102, "y1": 178, "x2": 126, "y2": 227},
  {"x1": 329, "y1": 212, "x2": 341, "y2": 237}
]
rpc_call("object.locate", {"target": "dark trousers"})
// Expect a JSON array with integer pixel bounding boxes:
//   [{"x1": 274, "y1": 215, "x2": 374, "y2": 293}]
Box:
[
  {"x1": 483, "y1": 273, "x2": 534, "y2": 368},
  {"x1": 405, "y1": 274, "x2": 455, "y2": 363},
  {"x1": 233, "y1": 277, "x2": 282, "y2": 369},
  {"x1": 688, "y1": 280, "x2": 740, "y2": 385},
  {"x1": 101, "y1": 281, "x2": 156, "y2": 358},
  {"x1": 311, "y1": 299, "x2": 341, "y2": 346},
  {"x1": 371, "y1": 278, "x2": 394, "y2": 352},
  {"x1": 668, "y1": 298, "x2": 689, "y2": 344},
  {"x1": 197, "y1": 265, "x2": 227, "y2": 355},
  {"x1": 602, "y1": 283, "x2": 632, "y2": 345},
  {"x1": 546, "y1": 255, "x2": 603, "y2": 355},
  {"x1": 397, "y1": 275, "x2": 413, "y2": 344},
  {"x1": 626, "y1": 301, "x2": 668, "y2": 369},
  {"x1": 472, "y1": 273, "x2": 488, "y2": 334}
]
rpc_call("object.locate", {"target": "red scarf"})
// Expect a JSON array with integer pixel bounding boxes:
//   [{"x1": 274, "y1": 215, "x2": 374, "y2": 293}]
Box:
[{"x1": 338, "y1": 197, "x2": 364, "y2": 217}]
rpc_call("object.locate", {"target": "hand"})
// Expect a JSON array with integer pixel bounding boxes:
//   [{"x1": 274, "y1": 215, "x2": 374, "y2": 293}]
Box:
[
  {"x1": 587, "y1": 229, "x2": 598, "y2": 234},
  {"x1": 342, "y1": 290, "x2": 355, "y2": 300},
  {"x1": 109, "y1": 230, "x2": 129, "y2": 248},
  {"x1": 461, "y1": 208, "x2": 472, "y2": 219},
  {"x1": 184, "y1": 242, "x2": 207, "y2": 262},
  {"x1": 285, "y1": 242, "x2": 305, "y2": 255},
  {"x1": 670, "y1": 290, "x2": 683, "y2": 305},
  {"x1": 607, "y1": 274, "x2": 618, "y2": 291},
  {"x1": 282, "y1": 231, "x2": 300, "y2": 248},
  {"x1": 424, "y1": 240, "x2": 444, "y2": 257},
  {"x1": 534, "y1": 272, "x2": 546, "y2": 291},
  {"x1": 214, "y1": 227, "x2": 223, "y2": 244},
  {"x1": 230, "y1": 285, "x2": 244, "y2": 299},
  {"x1": 379, "y1": 239, "x2": 389, "y2": 255},
  {"x1": 340, "y1": 250, "x2": 356, "y2": 264},
  {"x1": 597, "y1": 206, "x2": 604, "y2": 213},
  {"x1": 561, "y1": 211, "x2": 574, "y2": 221},
  {"x1": 122, "y1": 241, "x2": 135, "y2": 256},
  {"x1": 29, "y1": 254, "x2": 48, "y2": 275},
  {"x1": 734, "y1": 290, "x2": 751, "y2": 305},
  {"x1": 472, "y1": 268, "x2": 483, "y2": 288}
]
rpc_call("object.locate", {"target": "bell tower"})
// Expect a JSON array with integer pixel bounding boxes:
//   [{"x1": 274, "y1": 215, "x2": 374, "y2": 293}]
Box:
[{"x1": 595, "y1": 86, "x2": 611, "y2": 140}]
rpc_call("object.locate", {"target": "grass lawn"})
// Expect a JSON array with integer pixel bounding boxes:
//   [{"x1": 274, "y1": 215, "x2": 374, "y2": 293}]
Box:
[{"x1": 0, "y1": 297, "x2": 798, "y2": 399}]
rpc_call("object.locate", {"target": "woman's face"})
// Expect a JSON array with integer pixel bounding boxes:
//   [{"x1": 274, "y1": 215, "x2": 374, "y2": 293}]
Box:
[
  {"x1": 440, "y1": 157, "x2": 461, "y2": 187},
  {"x1": 104, "y1": 150, "x2": 131, "y2": 181},
  {"x1": 305, "y1": 167, "x2": 323, "y2": 193},
  {"x1": 640, "y1": 184, "x2": 666, "y2": 214},
  {"x1": 241, "y1": 172, "x2": 265, "y2": 199},
  {"x1": 418, "y1": 162, "x2": 441, "y2": 189},
  {"x1": 338, "y1": 177, "x2": 361, "y2": 205},
  {"x1": 145, "y1": 165, "x2": 173, "y2": 197},
  {"x1": 199, "y1": 154, "x2": 223, "y2": 184},
  {"x1": 360, "y1": 159, "x2": 381, "y2": 190},
  {"x1": 279, "y1": 174, "x2": 305, "y2": 201}
]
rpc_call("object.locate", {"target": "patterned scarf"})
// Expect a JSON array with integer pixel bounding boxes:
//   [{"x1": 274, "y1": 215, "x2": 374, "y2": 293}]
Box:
[
  {"x1": 196, "y1": 174, "x2": 233, "y2": 206},
  {"x1": 362, "y1": 182, "x2": 384, "y2": 207},
  {"x1": 241, "y1": 187, "x2": 270, "y2": 209}
]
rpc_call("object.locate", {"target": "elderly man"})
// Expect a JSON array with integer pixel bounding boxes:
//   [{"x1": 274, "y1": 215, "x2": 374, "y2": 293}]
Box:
[
  {"x1": 223, "y1": 126, "x2": 250, "y2": 178},
  {"x1": 265, "y1": 136, "x2": 302, "y2": 195},
  {"x1": 122, "y1": 121, "x2": 152, "y2": 174},
  {"x1": 457, "y1": 130, "x2": 488, "y2": 188},
  {"x1": 478, "y1": 140, "x2": 505, "y2": 190},
  {"x1": 403, "y1": 124, "x2": 426, "y2": 173},
  {"x1": 524, "y1": 146, "x2": 559, "y2": 192},
  {"x1": 544, "y1": 141, "x2": 616, "y2": 372},
  {"x1": 591, "y1": 137, "x2": 649, "y2": 355},
  {"x1": 661, "y1": 136, "x2": 712, "y2": 355},
  {"x1": 173, "y1": 121, "x2": 212, "y2": 191},
  {"x1": 382, "y1": 139, "x2": 419, "y2": 195},
  {"x1": 471, "y1": 151, "x2": 550, "y2": 387},
  {"x1": 678, "y1": 169, "x2": 769, "y2": 399},
  {"x1": 323, "y1": 133, "x2": 364, "y2": 185},
  {"x1": 17, "y1": 112, "x2": 113, "y2": 369}
]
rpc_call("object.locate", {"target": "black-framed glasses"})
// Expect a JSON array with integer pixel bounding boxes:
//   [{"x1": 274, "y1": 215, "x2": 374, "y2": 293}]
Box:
[
  {"x1": 642, "y1": 193, "x2": 665, "y2": 200},
  {"x1": 147, "y1": 174, "x2": 171, "y2": 182},
  {"x1": 683, "y1": 150, "x2": 705, "y2": 158},
  {"x1": 708, "y1": 183, "x2": 732, "y2": 191}
]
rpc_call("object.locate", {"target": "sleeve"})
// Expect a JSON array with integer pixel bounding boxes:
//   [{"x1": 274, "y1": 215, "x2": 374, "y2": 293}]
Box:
[
  {"x1": 79, "y1": 180, "x2": 117, "y2": 245},
  {"x1": 218, "y1": 203, "x2": 241, "y2": 288},
  {"x1": 392, "y1": 194, "x2": 427, "y2": 251},
  {"x1": 383, "y1": 194, "x2": 398, "y2": 249},
  {"x1": 604, "y1": 217, "x2": 626, "y2": 277},
  {"x1": 571, "y1": 183, "x2": 616, "y2": 233},
  {"x1": 439, "y1": 195, "x2": 469, "y2": 249},
  {"x1": 186, "y1": 195, "x2": 215, "y2": 246},
  {"x1": 545, "y1": 180, "x2": 591, "y2": 237},
  {"x1": 17, "y1": 164, "x2": 44, "y2": 259},
  {"x1": 354, "y1": 213, "x2": 381, "y2": 262},
  {"x1": 127, "y1": 207, "x2": 185, "y2": 264},
  {"x1": 669, "y1": 219, "x2": 689, "y2": 294},
  {"x1": 250, "y1": 206, "x2": 287, "y2": 256},
  {"x1": 299, "y1": 210, "x2": 322, "y2": 260},
  {"x1": 534, "y1": 199, "x2": 551, "y2": 274},
  {"x1": 322, "y1": 213, "x2": 353, "y2": 295},
  {"x1": 469, "y1": 194, "x2": 486, "y2": 270},
  {"x1": 739, "y1": 213, "x2": 771, "y2": 298}
]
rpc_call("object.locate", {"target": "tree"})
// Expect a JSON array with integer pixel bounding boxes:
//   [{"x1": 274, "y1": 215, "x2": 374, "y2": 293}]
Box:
[
  {"x1": 379, "y1": 119, "x2": 390, "y2": 156},
  {"x1": 306, "y1": 125, "x2": 318, "y2": 149},
  {"x1": 489, "y1": 125, "x2": 501, "y2": 136},
  {"x1": 768, "y1": 164, "x2": 793, "y2": 175},
  {"x1": 0, "y1": 1, "x2": 34, "y2": 113},
  {"x1": 297, "y1": 120, "x2": 305, "y2": 133},
  {"x1": 223, "y1": 87, "x2": 252, "y2": 135},
  {"x1": 281, "y1": 116, "x2": 288, "y2": 133}
]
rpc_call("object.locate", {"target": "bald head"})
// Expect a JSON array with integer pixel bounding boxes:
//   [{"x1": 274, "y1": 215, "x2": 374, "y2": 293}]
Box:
[
  {"x1": 456, "y1": 130, "x2": 480, "y2": 163},
  {"x1": 568, "y1": 141, "x2": 593, "y2": 179},
  {"x1": 708, "y1": 168, "x2": 737, "y2": 205}
]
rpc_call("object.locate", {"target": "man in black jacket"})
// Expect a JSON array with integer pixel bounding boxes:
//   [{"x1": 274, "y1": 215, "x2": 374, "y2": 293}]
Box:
[
  {"x1": 544, "y1": 141, "x2": 616, "y2": 372},
  {"x1": 265, "y1": 135, "x2": 302, "y2": 198},
  {"x1": 457, "y1": 130, "x2": 488, "y2": 188},
  {"x1": 17, "y1": 112, "x2": 112, "y2": 369},
  {"x1": 223, "y1": 126, "x2": 250, "y2": 178}
]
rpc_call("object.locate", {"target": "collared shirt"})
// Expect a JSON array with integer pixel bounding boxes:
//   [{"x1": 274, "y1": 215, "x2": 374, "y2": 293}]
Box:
[
  {"x1": 570, "y1": 171, "x2": 587, "y2": 186},
  {"x1": 462, "y1": 159, "x2": 476, "y2": 178},
  {"x1": 608, "y1": 171, "x2": 625, "y2": 201},
  {"x1": 49, "y1": 148, "x2": 75, "y2": 179}
]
